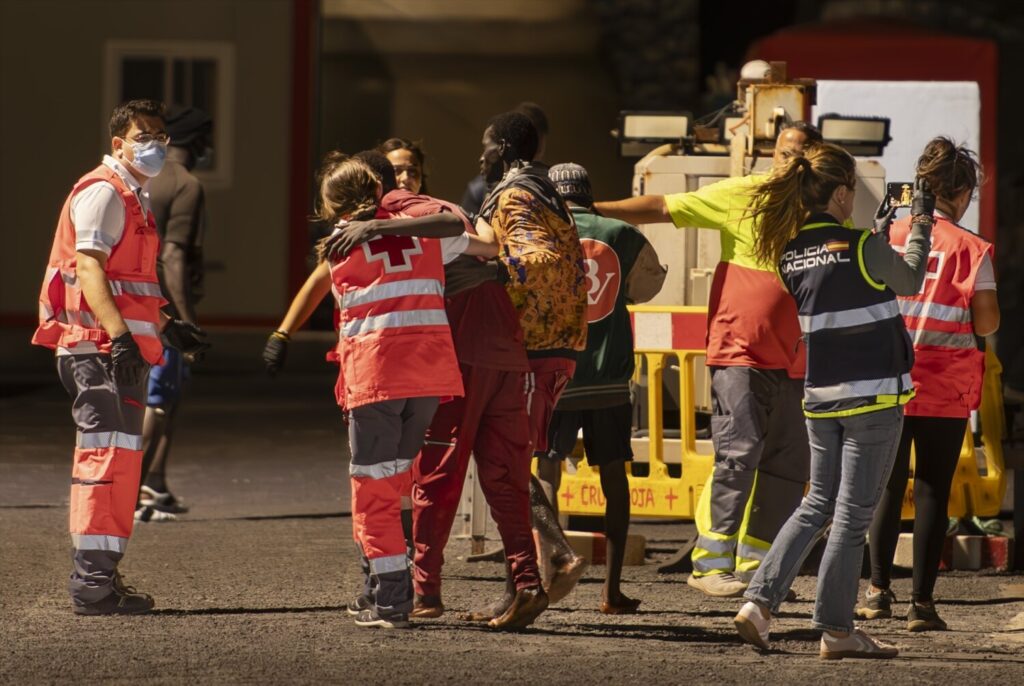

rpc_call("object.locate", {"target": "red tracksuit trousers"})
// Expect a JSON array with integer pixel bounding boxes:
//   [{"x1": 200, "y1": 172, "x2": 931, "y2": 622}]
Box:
[{"x1": 412, "y1": 363, "x2": 539, "y2": 597}]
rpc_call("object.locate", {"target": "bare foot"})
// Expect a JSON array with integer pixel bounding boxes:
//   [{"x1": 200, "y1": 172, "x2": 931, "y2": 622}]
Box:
[
  {"x1": 546, "y1": 555, "x2": 588, "y2": 604},
  {"x1": 600, "y1": 593, "x2": 641, "y2": 615},
  {"x1": 460, "y1": 593, "x2": 513, "y2": 622}
]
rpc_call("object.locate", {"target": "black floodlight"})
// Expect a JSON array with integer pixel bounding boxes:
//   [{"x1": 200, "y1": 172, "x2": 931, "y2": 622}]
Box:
[
  {"x1": 817, "y1": 113, "x2": 892, "y2": 156},
  {"x1": 614, "y1": 111, "x2": 691, "y2": 157}
]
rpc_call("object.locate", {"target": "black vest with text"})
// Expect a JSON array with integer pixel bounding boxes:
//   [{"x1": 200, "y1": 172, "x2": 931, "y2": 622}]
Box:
[{"x1": 779, "y1": 215, "x2": 914, "y2": 418}]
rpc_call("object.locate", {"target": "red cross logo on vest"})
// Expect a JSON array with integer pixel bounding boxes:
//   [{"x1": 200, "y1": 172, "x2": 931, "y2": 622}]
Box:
[{"x1": 362, "y1": 235, "x2": 423, "y2": 273}]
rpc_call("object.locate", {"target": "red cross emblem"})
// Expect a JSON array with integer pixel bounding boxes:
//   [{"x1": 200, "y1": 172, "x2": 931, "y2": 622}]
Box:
[
  {"x1": 665, "y1": 488, "x2": 678, "y2": 510},
  {"x1": 560, "y1": 488, "x2": 575, "y2": 506},
  {"x1": 363, "y1": 235, "x2": 423, "y2": 273}
]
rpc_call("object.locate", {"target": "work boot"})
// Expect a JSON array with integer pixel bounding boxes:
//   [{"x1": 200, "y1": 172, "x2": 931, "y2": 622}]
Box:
[
  {"x1": 410, "y1": 594, "x2": 444, "y2": 619},
  {"x1": 906, "y1": 601, "x2": 948, "y2": 632},
  {"x1": 855, "y1": 587, "x2": 896, "y2": 620},
  {"x1": 73, "y1": 574, "x2": 154, "y2": 616},
  {"x1": 488, "y1": 586, "x2": 549, "y2": 630},
  {"x1": 686, "y1": 572, "x2": 747, "y2": 598},
  {"x1": 819, "y1": 628, "x2": 898, "y2": 660}
]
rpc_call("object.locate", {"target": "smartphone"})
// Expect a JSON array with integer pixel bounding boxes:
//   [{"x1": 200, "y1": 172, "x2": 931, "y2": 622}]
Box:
[{"x1": 886, "y1": 182, "x2": 914, "y2": 208}]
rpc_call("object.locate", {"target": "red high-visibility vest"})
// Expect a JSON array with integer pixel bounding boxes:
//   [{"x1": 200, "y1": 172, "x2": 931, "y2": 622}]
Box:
[
  {"x1": 328, "y1": 225, "x2": 463, "y2": 410},
  {"x1": 890, "y1": 215, "x2": 992, "y2": 418},
  {"x1": 32, "y1": 164, "x2": 166, "y2": 364}
]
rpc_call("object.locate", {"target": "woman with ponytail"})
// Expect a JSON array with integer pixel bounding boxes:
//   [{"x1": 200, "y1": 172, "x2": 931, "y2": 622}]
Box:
[
  {"x1": 860, "y1": 138, "x2": 998, "y2": 632},
  {"x1": 733, "y1": 143, "x2": 937, "y2": 659},
  {"x1": 262, "y1": 152, "x2": 494, "y2": 629}
]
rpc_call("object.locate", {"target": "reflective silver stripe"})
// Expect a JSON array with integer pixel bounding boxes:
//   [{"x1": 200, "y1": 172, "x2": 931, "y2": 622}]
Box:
[
  {"x1": 693, "y1": 557, "x2": 735, "y2": 573},
  {"x1": 694, "y1": 535, "x2": 735, "y2": 555},
  {"x1": 71, "y1": 533, "x2": 127, "y2": 553},
  {"x1": 342, "y1": 309, "x2": 448, "y2": 337},
  {"x1": 424, "y1": 440, "x2": 456, "y2": 447},
  {"x1": 65, "y1": 312, "x2": 160, "y2": 339},
  {"x1": 110, "y1": 280, "x2": 164, "y2": 298},
  {"x1": 349, "y1": 458, "x2": 414, "y2": 480},
  {"x1": 736, "y1": 543, "x2": 768, "y2": 562},
  {"x1": 40, "y1": 301, "x2": 54, "y2": 319},
  {"x1": 912, "y1": 329, "x2": 978, "y2": 350},
  {"x1": 369, "y1": 554, "x2": 409, "y2": 575},
  {"x1": 77, "y1": 431, "x2": 143, "y2": 451},
  {"x1": 341, "y1": 279, "x2": 443, "y2": 309},
  {"x1": 799, "y1": 300, "x2": 899, "y2": 333},
  {"x1": 805, "y1": 373, "x2": 913, "y2": 403},
  {"x1": 898, "y1": 299, "x2": 972, "y2": 324}
]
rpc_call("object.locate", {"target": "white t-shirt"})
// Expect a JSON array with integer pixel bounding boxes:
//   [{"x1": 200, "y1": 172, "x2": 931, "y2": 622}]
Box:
[
  {"x1": 59, "y1": 156, "x2": 151, "y2": 356},
  {"x1": 70, "y1": 155, "x2": 151, "y2": 255}
]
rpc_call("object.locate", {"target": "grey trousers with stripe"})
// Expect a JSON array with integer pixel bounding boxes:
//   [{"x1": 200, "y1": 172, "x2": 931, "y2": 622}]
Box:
[{"x1": 58, "y1": 353, "x2": 148, "y2": 605}]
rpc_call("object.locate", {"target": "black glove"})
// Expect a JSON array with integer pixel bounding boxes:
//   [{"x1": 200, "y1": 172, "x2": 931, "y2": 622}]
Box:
[
  {"x1": 317, "y1": 220, "x2": 378, "y2": 262},
  {"x1": 110, "y1": 332, "x2": 150, "y2": 388},
  {"x1": 263, "y1": 330, "x2": 289, "y2": 376},
  {"x1": 911, "y1": 177, "x2": 936, "y2": 224},
  {"x1": 872, "y1": 195, "x2": 896, "y2": 236},
  {"x1": 164, "y1": 319, "x2": 211, "y2": 362}
]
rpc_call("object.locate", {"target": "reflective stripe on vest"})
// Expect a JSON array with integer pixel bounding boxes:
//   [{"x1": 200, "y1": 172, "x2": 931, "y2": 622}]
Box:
[
  {"x1": 898, "y1": 299, "x2": 972, "y2": 325},
  {"x1": 799, "y1": 300, "x2": 900, "y2": 334},
  {"x1": 341, "y1": 278, "x2": 443, "y2": 309},
  {"x1": 349, "y1": 458, "x2": 414, "y2": 480},
  {"x1": 342, "y1": 309, "x2": 448, "y2": 338},
  {"x1": 71, "y1": 533, "x2": 127, "y2": 553},
  {"x1": 805, "y1": 373, "x2": 913, "y2": 404},
  {"x1": 911, "y1": 329, "x2": 977, "y2": 349},
  {"x1": 74, "y1": 311, "x2": 161, "y2": 339}
]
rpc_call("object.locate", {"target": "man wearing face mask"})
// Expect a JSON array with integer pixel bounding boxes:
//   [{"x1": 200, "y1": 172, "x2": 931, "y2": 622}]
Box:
[
  {"x1": 32, "y1": 100, "x2": 206, "y2": 615},
  {"x1": 135, "y1": 105, "x2": 213, "y2": 522}
]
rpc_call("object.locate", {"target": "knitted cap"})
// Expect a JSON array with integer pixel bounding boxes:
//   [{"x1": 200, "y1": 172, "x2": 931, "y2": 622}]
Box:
[{"x1": 548, "y1": 162, "x2": 592, "y2": 207}]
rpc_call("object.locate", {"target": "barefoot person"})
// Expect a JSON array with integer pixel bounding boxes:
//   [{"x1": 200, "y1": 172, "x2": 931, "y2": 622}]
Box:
[
  {"x1": 733, "y1": 143, "x2": 935, "y2": 659},
  {"x1": 539, "y1": 163, "x2": 666, "y2": 614},
  {"x1": 470, "y1": 111, "x2": 590, "y2": 618}
]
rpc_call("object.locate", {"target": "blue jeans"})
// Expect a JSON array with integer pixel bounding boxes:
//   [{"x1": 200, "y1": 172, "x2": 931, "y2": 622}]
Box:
[{"x1": 744, "y1": 406, "x2": 903, "y2": 632}]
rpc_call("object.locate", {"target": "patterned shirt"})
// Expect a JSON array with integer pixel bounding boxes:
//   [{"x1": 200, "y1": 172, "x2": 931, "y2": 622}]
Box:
[{"x1": 489, "y1": 184, "x2": 587, "y2": 356}]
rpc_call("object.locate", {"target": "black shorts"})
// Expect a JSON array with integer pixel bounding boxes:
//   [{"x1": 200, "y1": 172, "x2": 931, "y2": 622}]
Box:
[{"x1": 544, "y1": 402, "x2": 634, "y2": 467}]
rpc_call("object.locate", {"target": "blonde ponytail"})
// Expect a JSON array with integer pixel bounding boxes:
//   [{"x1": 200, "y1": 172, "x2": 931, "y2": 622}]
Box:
[{"x1": 749, "y1": 143, "x2": 856, "y2": 266}]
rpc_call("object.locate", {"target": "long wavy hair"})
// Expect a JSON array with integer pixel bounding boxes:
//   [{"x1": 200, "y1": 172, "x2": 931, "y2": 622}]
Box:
[
  {"x1": 313, "y1": 152, "x2": 381, "y2": 261},
  {"x1": 749, "y1": 142, "x2": 857, "y2": 267},
  {"x1": 916, "y1": 136, "x2": 983, "y2": 206}
]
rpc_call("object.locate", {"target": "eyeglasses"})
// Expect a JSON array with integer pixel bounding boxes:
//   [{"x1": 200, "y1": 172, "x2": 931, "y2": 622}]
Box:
[{"x1": 128, "y1": 132, "x2": 170, "y2": 144}]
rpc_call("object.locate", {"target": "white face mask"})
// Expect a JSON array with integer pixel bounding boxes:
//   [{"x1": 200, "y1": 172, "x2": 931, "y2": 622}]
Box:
[{"x1": 126, "y1": 139, "x2": 168, "y2": 177}]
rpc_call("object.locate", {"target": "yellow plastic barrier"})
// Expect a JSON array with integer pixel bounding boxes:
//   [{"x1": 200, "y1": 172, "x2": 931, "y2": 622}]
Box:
[{"x1": 555, "y1": 306, "x2": 1007, "y2": 521}]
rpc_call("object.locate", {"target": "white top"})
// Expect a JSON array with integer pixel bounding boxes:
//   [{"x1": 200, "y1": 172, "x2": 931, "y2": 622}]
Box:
[
  {"x1": 70, "y1": 155, "x2": 151, "y2": 255},
  {"x1": 59, "y1": 156, "x2": 151, "y2": 356}
]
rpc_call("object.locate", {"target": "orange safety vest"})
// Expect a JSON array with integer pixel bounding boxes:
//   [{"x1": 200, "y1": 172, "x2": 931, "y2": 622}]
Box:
[
  {"x1": 32, "y1": 164, "x2": 166, "y2": 364},
  {"x1": 890, "y1": 215, "x2": 992, "y2": 418},
  {"x1": 328, "y1": 227, "x2": 464, "y2": 410}
]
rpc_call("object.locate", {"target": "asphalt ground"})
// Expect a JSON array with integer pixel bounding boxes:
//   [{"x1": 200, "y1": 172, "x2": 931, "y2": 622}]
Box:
[{"x1": 2, "y1": 339, "x2": 1023, "y2": 685}]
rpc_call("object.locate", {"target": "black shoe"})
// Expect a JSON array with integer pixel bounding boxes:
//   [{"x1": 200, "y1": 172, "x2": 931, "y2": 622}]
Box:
[
  {"x1": 73, "y1": 576, "x2": 154, "y2": 616},
  {"x1": 907, "y1": 601, "x2": 948, "y2": 632},
  {"x1": 139, "y1": 485, "x2": 189, "y2": 514},
  {"x1": 346, "y1": 594, "x2": 373, "y2": 617},
  {"x1": 354, "y1": 607, "x2": 409, "y2": 629},
  {"x1": 855, "y1": 587, "x2": 895, "y2": 620}
]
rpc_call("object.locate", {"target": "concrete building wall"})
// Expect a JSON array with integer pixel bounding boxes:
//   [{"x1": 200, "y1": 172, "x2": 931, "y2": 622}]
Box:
[{"x1": 0, "y1": 0, "x2": 292, "y2": 323}]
